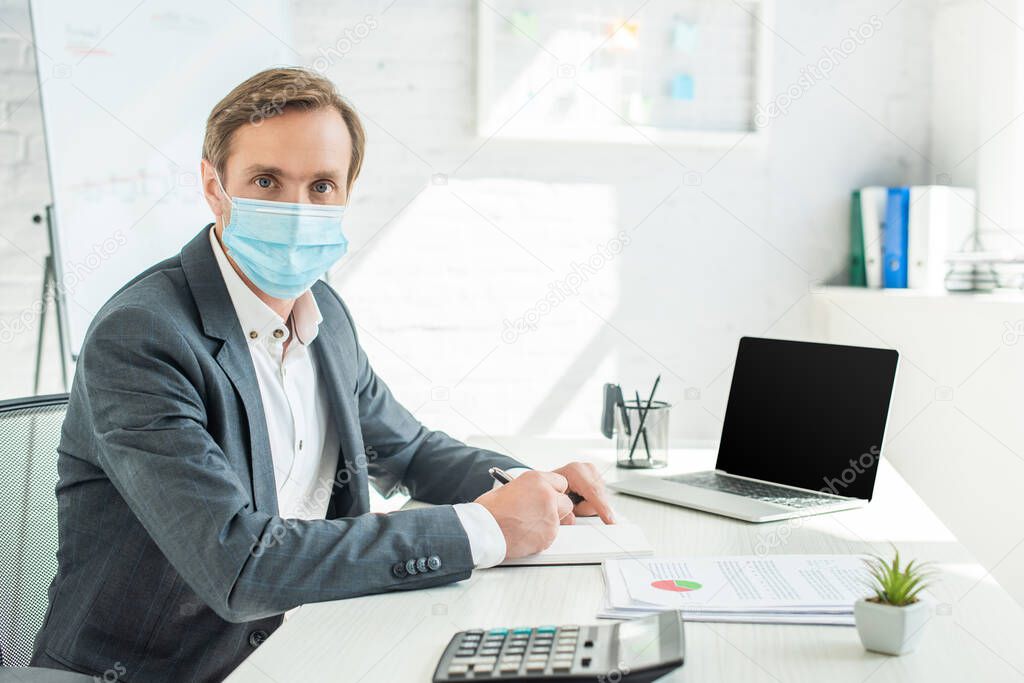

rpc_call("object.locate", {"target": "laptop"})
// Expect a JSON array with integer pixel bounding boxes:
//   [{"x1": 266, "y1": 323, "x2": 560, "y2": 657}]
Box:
[{"x1": 609, "y1": 337, "x2": 900, "y2": 523}]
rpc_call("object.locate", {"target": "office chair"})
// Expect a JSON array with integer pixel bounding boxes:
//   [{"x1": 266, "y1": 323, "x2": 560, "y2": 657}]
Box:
[{"x1": 0, "y1": 394, "x2": 90, "y2": 681}]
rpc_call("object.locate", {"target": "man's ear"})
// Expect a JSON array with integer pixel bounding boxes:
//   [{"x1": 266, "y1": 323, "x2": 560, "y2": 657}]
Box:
[{"x1": 200, "y1": 159, "x2": 226, "y2": 221}]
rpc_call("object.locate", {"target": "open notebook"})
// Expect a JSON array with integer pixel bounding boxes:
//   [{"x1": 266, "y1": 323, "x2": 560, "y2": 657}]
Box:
[{"x1": 497, "y1": 517, "x2": 653, "y2": 567}]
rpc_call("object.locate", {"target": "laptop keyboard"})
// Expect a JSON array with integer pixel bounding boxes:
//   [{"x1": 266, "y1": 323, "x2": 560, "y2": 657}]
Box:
[{"x1": 664, "y1": 471, "x2": 845, "y2": 509}]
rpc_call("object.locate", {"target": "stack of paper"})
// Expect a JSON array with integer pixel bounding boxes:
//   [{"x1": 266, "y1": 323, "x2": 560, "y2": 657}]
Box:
[
  {"x1": 499, "y1": 518, "x2": 653, "y2": 566},
  {"x1": 600, "y1": 555, "x2": 872, "y2": 626}
]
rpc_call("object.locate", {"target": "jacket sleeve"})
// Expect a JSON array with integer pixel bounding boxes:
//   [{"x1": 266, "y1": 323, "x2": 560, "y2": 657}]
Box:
[
  {"x1": 325, "y1": 290, "x2": 528, "y2": 504},
  {"x1": 81, "y1": 304, "x2": 474, "y2": 624}
]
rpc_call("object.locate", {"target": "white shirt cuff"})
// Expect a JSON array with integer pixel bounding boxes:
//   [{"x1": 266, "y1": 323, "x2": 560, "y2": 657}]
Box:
[{"x1": 453, "y1": 502, "x2": 507, "y2": 568}]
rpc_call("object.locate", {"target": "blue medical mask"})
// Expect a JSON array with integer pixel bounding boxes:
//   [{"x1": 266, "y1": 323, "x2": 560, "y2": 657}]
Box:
[{"x1": 215, "y1": 171, "x2": 348, "y2": 299}]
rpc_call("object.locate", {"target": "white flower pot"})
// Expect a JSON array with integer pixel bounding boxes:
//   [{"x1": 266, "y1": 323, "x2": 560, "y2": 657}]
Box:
[{"x1": 854, "y1": 597, "x2": 930, "y2": 655}]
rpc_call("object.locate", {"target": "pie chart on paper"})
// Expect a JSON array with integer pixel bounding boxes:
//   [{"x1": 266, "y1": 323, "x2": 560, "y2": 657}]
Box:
[{"x1": 651, "y1": 579, "x2": 703, "y2": 593}]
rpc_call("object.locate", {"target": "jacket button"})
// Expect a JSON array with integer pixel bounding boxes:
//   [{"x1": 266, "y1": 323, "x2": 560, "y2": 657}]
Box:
[
  {"x1": 392, "y1": 561, "x2": 408, "y2": 578},
  {"x1": 248, "y1": 630, "x2": 269, "y2": 648},
  {"x1": 427, "y1": 555, "x2": 442, "y2": 571},
  {"x1": 416, "y1": 557, "x2": 428, "y2": 573},
  {"x1": 405, "y1": 559, "x2": 418, "y2": 575}
]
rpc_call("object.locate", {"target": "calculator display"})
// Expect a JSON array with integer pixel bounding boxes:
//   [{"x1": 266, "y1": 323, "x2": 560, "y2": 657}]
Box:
[{"x1": 615, "y1": 618, "x2": 662, "y2": 669}]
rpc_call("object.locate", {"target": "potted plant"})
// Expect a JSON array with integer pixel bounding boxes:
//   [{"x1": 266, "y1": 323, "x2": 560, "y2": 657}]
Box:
[{"x1": 854, "y1": 548, "x2": 932, "y2": 655}]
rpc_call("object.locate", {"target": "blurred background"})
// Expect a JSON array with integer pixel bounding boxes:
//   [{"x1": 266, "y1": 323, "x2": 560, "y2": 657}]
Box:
[{"x1": 1, "y1": 0, "x2": 1023, "y2": 606}]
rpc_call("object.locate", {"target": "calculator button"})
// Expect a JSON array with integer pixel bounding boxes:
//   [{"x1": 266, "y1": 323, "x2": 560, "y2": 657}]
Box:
[
  {"x1": 513, "y1": 627, "x2": 532, "y2": 635},
  {"x1": 488, "y1": 628, "x2": 508, "y2": 635},
  {"x1": 526, "y1": 661, "x2": 546, "y2": 672},
  {"x1": 480, "y1": 648, "x2": 500, "y2": 656},
  {"x1": 583, "y1": 639, "x2": 594, "y2": 648},
  {"x1": 499, "y1": 662, "x2": 520, "y2": 673},
  {"x1": 560, "y1": 625, "x2": 580, "y2": 632},
  {"x1": 552, "y1": 661, "x2": 573, "y2": 672},
  {"x1": 581, "y1": 657, "x2": 592, "y2": 667},
  {"x1": 506, "y1": 646, "x2": 525, "y2": 654},
  {"x1": 537, "y1": 626, "x2": 557, "y2": 633},
  {"x1": 447, "y1": 663, "x2": 469, "y2": 676},
  {"x1": 474, "y1": 663, "x2": 494, "y2": 674}
]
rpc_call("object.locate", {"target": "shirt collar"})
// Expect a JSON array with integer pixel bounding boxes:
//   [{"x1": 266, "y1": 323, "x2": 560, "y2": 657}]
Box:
[{"x1": 208, "y1": 226, "x2": 323, "y2": 346}]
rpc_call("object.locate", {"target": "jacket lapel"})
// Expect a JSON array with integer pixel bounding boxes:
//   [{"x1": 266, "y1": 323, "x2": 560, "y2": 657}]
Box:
[
  {"x1": 310, "y1": 289, "x2": 370, "y2": 516},
  {"x1": 180, "y1": 226, "x2": 279, "y2": 516}
]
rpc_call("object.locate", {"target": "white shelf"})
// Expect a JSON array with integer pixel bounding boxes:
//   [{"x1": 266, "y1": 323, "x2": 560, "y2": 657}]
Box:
[{"x1": 811, "y1": 285, "x2": 1024, "y2": 304}]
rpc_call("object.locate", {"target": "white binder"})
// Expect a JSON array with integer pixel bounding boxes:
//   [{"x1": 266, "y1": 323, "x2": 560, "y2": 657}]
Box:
[{"x1": 907, "y1": 186, "x2": 977, "y2": 291}]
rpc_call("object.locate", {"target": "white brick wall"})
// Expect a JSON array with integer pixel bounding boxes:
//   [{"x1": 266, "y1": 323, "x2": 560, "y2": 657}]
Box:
[
  {"x1": 0, "y1": 0, "x2": 934, "y2": 447},
  {"x1": 0, "y1": 0, "x2": 55, "y2": 396}
]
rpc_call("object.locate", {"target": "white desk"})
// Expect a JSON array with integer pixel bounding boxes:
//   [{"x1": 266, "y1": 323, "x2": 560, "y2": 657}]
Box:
[{"x1": 226, "y1": 438, "x2": 1024, "y2": 682}]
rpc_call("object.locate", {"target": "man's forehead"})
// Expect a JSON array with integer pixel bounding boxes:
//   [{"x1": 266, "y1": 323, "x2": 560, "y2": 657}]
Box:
[{"x1": 227, "y1": 108, "x2": 351, "y2": 175}]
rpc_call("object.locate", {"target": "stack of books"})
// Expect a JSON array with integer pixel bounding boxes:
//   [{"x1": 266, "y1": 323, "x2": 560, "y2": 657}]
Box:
[{"x1": 600, "y1": 555, "x2": 874, "y2": 626}]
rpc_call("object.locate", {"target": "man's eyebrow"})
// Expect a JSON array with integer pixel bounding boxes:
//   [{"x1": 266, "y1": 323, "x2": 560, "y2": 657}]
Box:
[
  {"x1": 242, "y1": 164, "x2": 286, "y2": 176},
  {"x1": 310, "y1": 169, "x2": 342, "y2": 180},
  {"x1": 240, "y1": 164, "x2": 341, "y2": 180}
]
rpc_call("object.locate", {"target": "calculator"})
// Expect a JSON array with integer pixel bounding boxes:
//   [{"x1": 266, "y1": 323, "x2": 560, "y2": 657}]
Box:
[{"x1": 432, "y1": 611, "x2": 685, "y2": 682}]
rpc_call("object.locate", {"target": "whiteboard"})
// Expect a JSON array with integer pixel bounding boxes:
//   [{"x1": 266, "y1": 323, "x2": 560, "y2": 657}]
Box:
[{"x1": 28, "y1": 0, "x2": 292, "y2": 357}]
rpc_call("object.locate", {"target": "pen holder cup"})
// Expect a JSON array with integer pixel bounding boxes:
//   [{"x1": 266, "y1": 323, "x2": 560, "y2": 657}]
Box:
[{"x1": 615, "y1": 399, "x2": 671, "y2": 469}]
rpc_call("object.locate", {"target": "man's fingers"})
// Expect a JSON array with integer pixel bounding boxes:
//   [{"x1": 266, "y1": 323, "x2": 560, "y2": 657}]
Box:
[
  {"x1": 572, "y1": 500, "x2": 603, "y2": 518},
  {"x1": 569, "y1": 464, "x2": 616, "y2": 523},
  {"x1": 560, "y1": 511, "x2": 576, "y2": 525},
  {"x1": 581, "y1": 487, "x2": 616, "y2": 524},
  {"x1": 537, "y1": 471, "x2": 569, "y2": 493},
  {"x1": 555, "y1": 492, "x2": 574, "y2": 520}
]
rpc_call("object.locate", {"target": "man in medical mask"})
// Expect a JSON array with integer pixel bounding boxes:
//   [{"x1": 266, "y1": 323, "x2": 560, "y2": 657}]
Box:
[{"x1": 31, "y1": 68, "x2": 615, "y2": 681}]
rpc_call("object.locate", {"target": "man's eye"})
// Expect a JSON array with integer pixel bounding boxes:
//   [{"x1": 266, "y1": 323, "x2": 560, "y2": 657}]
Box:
[
  {"x1": 255, "y1": 177, "x2": 273, "y2": 189},
  {"x1": 313, "y1": 181, "x2": 333, "y2": 194}
]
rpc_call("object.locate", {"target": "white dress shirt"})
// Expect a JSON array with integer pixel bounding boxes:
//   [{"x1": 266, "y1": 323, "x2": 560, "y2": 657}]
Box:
[{"x1": 208, "y1": 228, "x2": 509, "y2": 566}]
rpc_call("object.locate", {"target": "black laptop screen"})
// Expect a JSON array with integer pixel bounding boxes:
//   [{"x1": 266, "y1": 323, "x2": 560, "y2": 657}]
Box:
[{"x1": 715, "y1": 337, "x2": 899, "y2": 500}]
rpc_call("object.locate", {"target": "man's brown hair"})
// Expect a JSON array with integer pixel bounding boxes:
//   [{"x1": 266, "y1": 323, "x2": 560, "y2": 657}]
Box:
[{"x1": 203, "y1": 67, "x2": 366, "y2": 191}]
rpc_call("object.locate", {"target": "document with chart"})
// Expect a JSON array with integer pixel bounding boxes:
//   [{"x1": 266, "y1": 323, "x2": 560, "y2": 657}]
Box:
[{"x1": 601, "y1": 555, "x2": 873, "y2": 625}]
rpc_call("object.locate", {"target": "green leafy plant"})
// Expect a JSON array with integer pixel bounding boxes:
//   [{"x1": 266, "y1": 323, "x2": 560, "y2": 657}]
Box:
[{"x1": 864, "y1": 547, "x2": 932, "y2": 607}]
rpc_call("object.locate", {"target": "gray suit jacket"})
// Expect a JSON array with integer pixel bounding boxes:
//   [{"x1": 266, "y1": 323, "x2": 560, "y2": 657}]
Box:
[{"x1": 30, "y1": 226, "x2": 524, "y2": 682}]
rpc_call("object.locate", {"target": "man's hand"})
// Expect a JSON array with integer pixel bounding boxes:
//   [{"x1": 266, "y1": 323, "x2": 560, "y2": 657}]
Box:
[
  {"x1": 475, "y1": 471, "x2": 573, "y2": 559},
  {"x1": 551, "y1": 461, "x2": 616, "y2": 525}
]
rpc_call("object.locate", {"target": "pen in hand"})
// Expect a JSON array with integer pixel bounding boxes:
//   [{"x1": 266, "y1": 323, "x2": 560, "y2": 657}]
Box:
[{"x1": 488, "y1": 466, "x2": 584, "y2": 505}]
